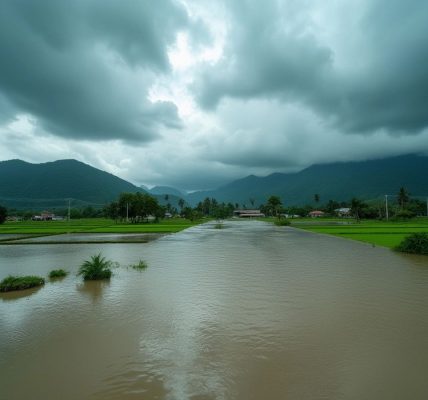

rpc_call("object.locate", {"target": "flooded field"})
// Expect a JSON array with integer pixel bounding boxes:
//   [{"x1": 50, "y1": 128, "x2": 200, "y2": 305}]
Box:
[{"x1": 1, "y1": 220, "x2": 428, "y2": 399}]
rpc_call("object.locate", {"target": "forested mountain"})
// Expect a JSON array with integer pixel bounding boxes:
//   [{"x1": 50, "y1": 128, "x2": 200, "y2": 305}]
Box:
[
  {"x1": 1, "y1": 154, "x2": 427, "y2": 210},
  {"x1": 148, "y1": 186, "x2": 185, "y2": 197},
  {"x1": 187, "y1": 154, "x2": 428, "y2": 206},
  {"x1": 0, "y1": 159, "x2": 141, "y2": 208}
]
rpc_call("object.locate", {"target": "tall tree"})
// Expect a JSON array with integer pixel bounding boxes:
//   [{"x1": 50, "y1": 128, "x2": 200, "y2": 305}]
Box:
[
  {"x1": 0, "y1": 205, "x2": 7, "y2": 224},
  {"x1": 350, "y1": 198, "x2": 365, "y2": 222},
  {"x1": 178, "y1": 198, "x2": 185, "y2": 212},
  {"x1": 267, "y1": 195, "x2": 282, "y2": 218},
  {"x1": 314, "y1": 193, "x2": 320, "y2": 204},
  {"x1": 397, "y1": 187, "x2": 410, "y2": 210}
]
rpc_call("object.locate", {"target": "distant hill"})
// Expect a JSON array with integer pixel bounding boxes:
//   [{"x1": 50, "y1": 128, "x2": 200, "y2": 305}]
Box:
[
  {"x1": 2, "y1": 154, "x2": 427, "y2": 210},
  {"x1": 149, "y1": 185, "x2": 185, "y2": 197},
  {"x1": 0, "y1": 159, "x2": 143, "y2": 208},
  {"x1": 187, "y1": 154, "x2": 428, "y2": 206}
]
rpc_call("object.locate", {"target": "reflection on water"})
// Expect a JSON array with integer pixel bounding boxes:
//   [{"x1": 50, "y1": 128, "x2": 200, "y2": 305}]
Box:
[
  {"x1": 0, "y1": 285, "x2": 43, "y2": 302},
  {"x1": 1, "y1": 220, "x2": 428, "y2": 400},
  {"x1": 77, "y1": 280, "x2": 111, "y2": 302}
]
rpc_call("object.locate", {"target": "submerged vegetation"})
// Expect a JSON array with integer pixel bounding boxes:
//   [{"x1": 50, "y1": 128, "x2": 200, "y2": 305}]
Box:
[
  {"x1": 78, "y1": 254, "x2": 116, "y2": 280},
  {"x1": 395, "y1": 233, "x2": 428, "y2": 255},
  {"x1": 49, "y1": 269, "x2": 68, "y2": 279},
  {"x1": 0, "y1": 275, "x2": 45, "y2": 292},
  {"x1": 130, "y1": 260, "x2": 148, "y2": 270}
]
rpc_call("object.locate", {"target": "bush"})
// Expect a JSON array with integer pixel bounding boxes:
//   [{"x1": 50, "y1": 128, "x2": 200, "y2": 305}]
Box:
[
  {"x1": 0, "y1": 275, "x2": 45, "y2": 292},
  {"x1": 274, "y1": 219, "x2": 291, "y2": 226},
  {"x1": 49, "y1": 269, "x2": 68, "y2": 279},
  {"x1": 130, "y1": 260, "x2": 148, "y2": 270},
  {"x1": 78, "y1": 254, "x2": 115, "y2": 280},
  {"x1": 393, "y1": 210, "x2": 416, "y2": 221},
  {"x1": 395, "y1": 233, "x2": 428, "y2": 255}
]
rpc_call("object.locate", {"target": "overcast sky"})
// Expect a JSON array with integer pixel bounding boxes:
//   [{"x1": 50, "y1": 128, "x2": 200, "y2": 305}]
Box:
[{"x1": 1, "y1": 0, "x2": 428, "y2": 190}]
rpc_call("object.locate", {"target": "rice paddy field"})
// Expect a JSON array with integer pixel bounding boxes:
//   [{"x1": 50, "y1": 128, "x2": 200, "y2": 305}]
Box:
[
  {"x1": 0, "y1": 218, "x2": 201, "y2": 236},
  {"x1": 291, "y1": 217, "x2": 428, "y2": 248}
]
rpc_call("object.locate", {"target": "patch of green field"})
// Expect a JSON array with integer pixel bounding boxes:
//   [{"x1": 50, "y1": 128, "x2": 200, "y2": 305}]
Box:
[
  {"x1": 292, "y1": 217, "x2": 428, "y2": 248},
  {"x1": 0, "y1": 218, "x2": 202, "y2": 235}
]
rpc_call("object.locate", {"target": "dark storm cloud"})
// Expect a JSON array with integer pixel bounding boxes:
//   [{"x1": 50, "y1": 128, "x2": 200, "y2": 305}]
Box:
[
  {"x1": 0, "y1": 0, "x2": 189, "y2": 141},
  {"x1": 194, "y1": 0, "x2": 428, "y2": 134}
]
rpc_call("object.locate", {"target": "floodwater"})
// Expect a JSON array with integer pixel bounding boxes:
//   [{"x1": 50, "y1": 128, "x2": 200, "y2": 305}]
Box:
[{"x1": 1, "y1": 220, "x2": 428, "y2": 400}]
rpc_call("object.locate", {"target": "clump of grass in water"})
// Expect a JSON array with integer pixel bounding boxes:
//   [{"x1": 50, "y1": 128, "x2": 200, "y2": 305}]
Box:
[
  {"x1": 214, "y1": 223, "x2": 223, "y2": 229},
  {"x1": 130, "y1": 260, "x2": 148, "y2": 270},
  {"x1": 0, "y1": 275, "x2": 45, "y2": 292},
  {"x1": 49, "y1": 269, "x2": 68, "y2": 279},
  {"x1": 395, "y1": 232, "x2": 428, "y2": 255},
  {"x1": 78, "y1": 253, "x2": 116, "y2": 280}
]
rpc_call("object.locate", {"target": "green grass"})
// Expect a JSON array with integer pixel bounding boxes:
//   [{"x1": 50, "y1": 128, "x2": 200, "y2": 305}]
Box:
[
  {"x1": 49, "y1": 269, "x2": 68, "y2": 279},
  {"x1": 0, "y1": 218, "x2": 202, "y2": 235},
  {"x1": 274, "y1": 219, "x2": 291, "y2": 226},
  {"x1": 291, "y1": 217, "x2": 428, "y2": 249},
  {"x1": 0, "y1": 275, "x2": 45, "y2": 292},
  {"x1": 78, "y1": 253, "x2": 116, "y2": 281},
  {"x1": 130, "y1": 260, "x2": 148, "y2": 270}
]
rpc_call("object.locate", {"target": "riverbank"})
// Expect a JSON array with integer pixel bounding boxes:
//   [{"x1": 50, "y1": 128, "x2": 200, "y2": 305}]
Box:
[
  {"x1": 0, "y1": 218, "x2": 203, "y2": 244},
  {"x1": 287, "y1": 217, "x2": 428, "y2": 248}
]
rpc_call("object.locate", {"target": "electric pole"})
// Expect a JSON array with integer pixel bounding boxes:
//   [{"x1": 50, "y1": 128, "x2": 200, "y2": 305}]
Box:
[{"x1": 385, "y1": 195, "x2": 389, "y2": 221}]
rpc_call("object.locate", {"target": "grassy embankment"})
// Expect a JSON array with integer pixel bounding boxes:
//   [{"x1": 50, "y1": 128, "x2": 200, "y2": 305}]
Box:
[
  {"x1": 288, "y1": 217, "x2": 428, "y2": 249},
  {"x1": 0, "y1": 217, "x2": 201, "y2": 236}
]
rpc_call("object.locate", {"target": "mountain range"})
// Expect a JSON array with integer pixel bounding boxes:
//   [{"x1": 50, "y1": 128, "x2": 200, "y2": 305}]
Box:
[{"x1": 0, "y1": 154, "x2": 427, "y2": 209}]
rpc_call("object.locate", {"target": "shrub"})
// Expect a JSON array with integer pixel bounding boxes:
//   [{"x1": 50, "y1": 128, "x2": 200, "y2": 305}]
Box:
[
  {"x1": 274, "y1": 219, "x2": 291, "y2": 226},
  {"x1": 395, "y1": 233, "x2": 428, "y2": 255},
  {"x1": 78, "y1": 254, "x2": 115, "y2": 280},
  {"x1": 49, "y1": 269, "x2": 68, "y2": 279},
  {"x1": 392, "y1": 210, "x2": 416, "y2": 221},
  {"x1": 0, "y1": 275, "x2": 45, "y2": 292},
  {"x1": 130, "y1": 260, "x2": 148, "y2": 270}
]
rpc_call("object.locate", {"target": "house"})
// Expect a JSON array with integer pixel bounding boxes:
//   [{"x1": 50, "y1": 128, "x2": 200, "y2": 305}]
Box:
[
  {"x1": 233, "y1": 209, "x2": 265, "y2": 218},
  {"x1": 32, "y1": 211, "x2": 55, "y2": 221},
  {"x1": 308, "y1": 210, "x2": 325, "y2": 218},
  {"x1": 335, "y1": 207, "x2": 351, "y2": 217}
]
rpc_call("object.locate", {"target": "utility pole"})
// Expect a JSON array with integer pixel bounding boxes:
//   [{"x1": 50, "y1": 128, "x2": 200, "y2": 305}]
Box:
[{"x1": 385, "y1": 195, "x2": 389, "y2": 221}]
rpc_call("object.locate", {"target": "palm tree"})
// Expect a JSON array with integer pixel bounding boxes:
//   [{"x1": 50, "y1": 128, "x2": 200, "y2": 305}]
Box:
[
  {"x1": 178, "y1": 198, "x2": 185, "y2": 212},
  {"x1": 78, "y1": 254, "x2": 114, "y2": 280}
]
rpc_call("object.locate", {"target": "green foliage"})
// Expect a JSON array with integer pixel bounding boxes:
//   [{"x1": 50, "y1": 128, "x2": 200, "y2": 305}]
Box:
[
  {"x1": 49, "y1": 269, "x2": 68, "y2": 278},
  {"x1": 78, "y1": 254, "x2": 115, "y2": 280},
  {"x1": 106, "y1": 192, "x2": 164, "y2": 222},
  {"x1": 395, "y1": 233, "x2": 428, "y2": 255},
  {"x1": 0, "y1": 205, "x2": 6, "y2": 224},
  {"x1": 214, "y1": 223, "x2": 223, "y2": 229},
  {"x1": 267, "y1": 195, "x2": 282, "y2": 217},
  {"x1": 397, "y1": 187, "x2": 410, "y2": 210},
  {"x1": 274, "y1": 219, "x2": 291, "y2": 226},
  {"x1": 393, "y1": 209, "x2": 416, "y2": 221},
  {"x1": 0, "y1": 275, "x2": 45, "y2": 292},
  {"x1": 130, "y1": 260, "x2": 148, "y2": 270}
]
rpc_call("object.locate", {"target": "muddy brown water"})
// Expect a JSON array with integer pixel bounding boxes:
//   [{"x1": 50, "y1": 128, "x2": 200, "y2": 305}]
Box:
[{"x1": 1, "y1": 220, "x2": 428, "y2": 400}]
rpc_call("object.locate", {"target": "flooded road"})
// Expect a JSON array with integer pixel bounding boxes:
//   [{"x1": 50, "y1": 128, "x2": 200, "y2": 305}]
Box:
[{"x1": 1, "y1": 220, "x2": 428, "y2": 399}]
